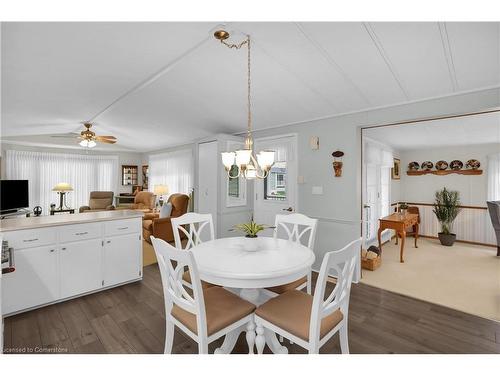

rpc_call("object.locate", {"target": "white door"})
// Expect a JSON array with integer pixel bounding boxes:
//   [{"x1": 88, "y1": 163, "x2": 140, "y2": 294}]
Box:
[
  {"x1": 363, "y1": 164, "x2": 391, "y2": 245},
  {"x1": 103, "y1": 233, "x2": 141, "y2": 287},
  {"x1": 198, "y1": 141, "x2": 219, "y2": 236},
  {"x1": 2, "y1": 245, "x2": 59, "y2": 314},
  {"x1": 60, "y1": 239, "x2": 102, "y2": 299},
  {"x1": 254, "y1": 135, "x2": 297, "y2": 235}
]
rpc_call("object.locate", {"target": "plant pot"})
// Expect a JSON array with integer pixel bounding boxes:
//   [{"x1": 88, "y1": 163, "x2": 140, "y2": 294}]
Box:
[
  {"x1": 242, "y1": 236, "x2": 260, "y2": 252},
  {"x1": 438, "y1": 232, "x2": 456, "y2": 246},
  {"x1": 245, "y1": 234, "x2": 258, "y2": 238}
]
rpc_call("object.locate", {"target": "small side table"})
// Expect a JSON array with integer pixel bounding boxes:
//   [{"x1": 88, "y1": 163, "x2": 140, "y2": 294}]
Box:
[
  {"x1": 378, "y1": 213, "x2": 419, "y2": 263},
  {"x1": 50, "y1": 208, "x2": 75, "y2": 215}
]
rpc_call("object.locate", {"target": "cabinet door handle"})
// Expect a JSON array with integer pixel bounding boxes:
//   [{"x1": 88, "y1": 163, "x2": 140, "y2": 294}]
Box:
[
  {"x1": 107, "y1": 240, "x2": 111, "y2": 244},
  {"x1": 61, "y1": 247, "x2": 67, "y2": 250},
  {"x1": 75, "y1": 232, "x2": 88, "y2": 236},
  {"x1": 49, "y1": 249, "x2": 55, "y2": 253},
  {"x1": 117, "y1": 227, "x2": 128, "y2": 230},
  {"x1": 23, "y1": 238, "x2": 38, "y2": 242}
]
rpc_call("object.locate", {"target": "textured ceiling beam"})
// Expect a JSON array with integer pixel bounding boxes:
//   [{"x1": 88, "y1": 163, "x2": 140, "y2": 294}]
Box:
[
  {"x1": 438, "y1": 22, "x2": 459, "y2": 92},
  {"x1": 87, "y1": 34, "x2": 210, "y2": 123},
  {"x1": 294, "y1": 22, "x2": 371, "y2": 107},
  {"x1": 363, "y1": 22, "x2": 410, "y2": 101}
]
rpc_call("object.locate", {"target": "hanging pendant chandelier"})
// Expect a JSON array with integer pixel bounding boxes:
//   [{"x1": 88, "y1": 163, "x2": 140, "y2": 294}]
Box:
[{"x1": 215, "y1": 30, "x2": 275, "y2": 180}]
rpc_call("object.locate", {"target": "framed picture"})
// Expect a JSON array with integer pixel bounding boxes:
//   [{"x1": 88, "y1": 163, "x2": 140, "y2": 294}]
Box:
[{"x1": 392, "y1": 158, "x2": 401, "y2": 180}]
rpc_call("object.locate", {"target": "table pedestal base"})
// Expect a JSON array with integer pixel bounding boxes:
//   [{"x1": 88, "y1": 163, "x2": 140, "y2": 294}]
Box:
[{"x1": 214, "y1": 288, "x2": 288, "y2": 354}]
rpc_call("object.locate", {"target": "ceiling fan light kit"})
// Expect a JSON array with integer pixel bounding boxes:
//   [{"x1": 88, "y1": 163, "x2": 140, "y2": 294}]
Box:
[
  {"x1": 215, "y1": 29, "x2": 276, "y2": 180},
  {"x1": 75, "y1": 122, "x2": 116, "y2": 148}
]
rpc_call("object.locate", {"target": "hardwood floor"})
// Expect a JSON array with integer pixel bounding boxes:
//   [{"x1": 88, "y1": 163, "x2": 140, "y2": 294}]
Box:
[{"x1": 3, "y1": 264, "x2": 500, "y2": 354}]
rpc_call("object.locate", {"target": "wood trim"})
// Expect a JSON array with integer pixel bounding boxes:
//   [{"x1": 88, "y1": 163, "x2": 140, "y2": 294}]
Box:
[
  {"x1": 391, "y1": 202, "x2": 487, "y2": 210},
  {"x1": 360, "y1": 107, "x2": 500, "y2": 130},
  {"x1": 418, "y1": 234, "x2": 497, "y2": 249},
  {"x1": 406, "y1": 169, "x2": 483, "y2": 176}
]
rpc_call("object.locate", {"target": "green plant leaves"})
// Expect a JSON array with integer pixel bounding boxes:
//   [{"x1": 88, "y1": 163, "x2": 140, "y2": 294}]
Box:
[{"x1": 433, "y1": 187, "x2": 461, "y2": 234}]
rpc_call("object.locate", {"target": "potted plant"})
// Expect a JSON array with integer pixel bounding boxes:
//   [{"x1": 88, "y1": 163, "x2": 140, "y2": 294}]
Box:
[
  {"x1": 433, "y1": 187, "x2": 461, "y2": 246},
  {"x1": 231, "y1": 220, "x2": 273, "y2": 238}
]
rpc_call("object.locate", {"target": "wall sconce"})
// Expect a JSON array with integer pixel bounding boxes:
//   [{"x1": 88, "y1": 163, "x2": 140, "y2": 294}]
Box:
[{"x1": 332, "y1": 150, "x2": 344, "y2": 177}]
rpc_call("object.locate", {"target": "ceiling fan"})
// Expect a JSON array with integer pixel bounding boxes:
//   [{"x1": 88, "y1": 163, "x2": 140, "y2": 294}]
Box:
[{"x1": 51, "y1": 122, "x2": 117, "y2": 148}]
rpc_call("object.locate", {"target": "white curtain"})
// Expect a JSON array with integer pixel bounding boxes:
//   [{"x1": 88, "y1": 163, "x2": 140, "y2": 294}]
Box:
[
  {"x1": 149, "y1": 148, "x2": 194, "y2": 196},
  {"x1": 364, "y1": 139, "x2": 394, "y2": 167},
  {"x1": 487, "y1": 152, "x2": 500, "y2": 201},
  {"x1": 6, "y1": 150, "x2": 118, "y2": 212}
]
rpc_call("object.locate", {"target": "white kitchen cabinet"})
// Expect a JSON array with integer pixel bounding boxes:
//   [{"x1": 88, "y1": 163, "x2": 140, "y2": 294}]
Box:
[
  {"x1": 2, "y1": 245, "x2": 59, "y2": 314},
  {"x1": 59, "y1": 238, "x2": 103, "y2": 299},
  {"x1": 103, "y1": 233, "x2": 141, "y2": 287},
  {"x1": 1, "y1": 212, "x2": 143, "y2": 316}
]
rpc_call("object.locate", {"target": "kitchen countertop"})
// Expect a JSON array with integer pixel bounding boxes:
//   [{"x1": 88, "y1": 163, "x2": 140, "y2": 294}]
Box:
[{"x1": 0, "y1": 210, "x2": 144, "y2": 232}]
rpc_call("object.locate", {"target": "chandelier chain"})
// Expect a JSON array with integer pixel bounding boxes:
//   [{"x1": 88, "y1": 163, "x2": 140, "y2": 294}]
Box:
[{"x1": 247, "y1": 36, "x2": 252, "y2": 140}]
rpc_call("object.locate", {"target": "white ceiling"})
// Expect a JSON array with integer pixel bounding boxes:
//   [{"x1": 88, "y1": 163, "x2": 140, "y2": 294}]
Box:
[
  {"x1": 1, "y1": 22, "x2": 499, "y2": 152},
  {"x1": 364, "y1": 110, "x2": 500, "y2": 150}
]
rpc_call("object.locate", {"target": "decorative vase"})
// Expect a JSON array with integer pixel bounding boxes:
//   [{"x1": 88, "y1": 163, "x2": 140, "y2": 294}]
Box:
[
  {"x1": 333, "y1": 161, "x2": 343, "y2": 177},
  {"x1": 438, "y1": 233, "x2": 456, "y2": 246}
]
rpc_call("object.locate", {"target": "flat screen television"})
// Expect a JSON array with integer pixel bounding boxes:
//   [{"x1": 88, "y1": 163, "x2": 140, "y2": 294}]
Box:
[{"x1": 0, "y1": 180, "x2": 29, "y2": 213}]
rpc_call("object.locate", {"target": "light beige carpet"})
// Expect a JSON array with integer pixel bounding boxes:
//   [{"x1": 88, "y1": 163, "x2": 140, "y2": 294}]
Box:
[{"x1": 361, "y1": 237, "x2": 500, "y2": 322}]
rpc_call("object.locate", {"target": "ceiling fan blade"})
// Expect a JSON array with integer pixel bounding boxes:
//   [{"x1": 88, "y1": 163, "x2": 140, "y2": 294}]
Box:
[
  {"x1": 96, "y1": 138, "x2": 117, "y2": 144},
  {"x1": 96, "y1": 135, "x2": 117, "y2": 139},
  {"x1": 50, "y1": 133, "x2": 80, "y2": 138}
]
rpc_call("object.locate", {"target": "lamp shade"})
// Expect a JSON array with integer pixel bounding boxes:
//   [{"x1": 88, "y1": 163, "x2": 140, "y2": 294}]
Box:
[
  {"x1": 153, "y1": 184, "x2": 169, "y2": 195},
  {"x1": 52, "y1": 183, "x2": 73, "y2": 192},
  {"x1": 221, "y1": 152, "x2": 236, "y2": 169}
]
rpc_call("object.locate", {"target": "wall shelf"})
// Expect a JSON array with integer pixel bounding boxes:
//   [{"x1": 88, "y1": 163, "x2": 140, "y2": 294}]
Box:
[{"x1": 406, "y1": 169, "x2": 483, "y2": 176}]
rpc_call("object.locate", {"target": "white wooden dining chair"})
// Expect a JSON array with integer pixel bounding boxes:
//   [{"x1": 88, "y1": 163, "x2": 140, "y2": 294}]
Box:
[
  {"x1": 255, "y1": 237, "x2": 362, "y2": 354},
  {"x1": 266, "y1": 213, "x2": 318, "y2": 295},
  {"x1": 151, "y1": 236, "x2": 256, "y2": 354},
  {"x1": 171, "y1": 212, "x2": 216, "y2": 288}
]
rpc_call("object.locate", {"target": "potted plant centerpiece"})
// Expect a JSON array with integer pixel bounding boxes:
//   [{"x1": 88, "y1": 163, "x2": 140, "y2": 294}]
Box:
[
  {"x1": 231, "y1": 220, "x2": 273, "y2": 238},
  {"x1": 433, "y1": 187, "x2": 461, "y2": 246}
]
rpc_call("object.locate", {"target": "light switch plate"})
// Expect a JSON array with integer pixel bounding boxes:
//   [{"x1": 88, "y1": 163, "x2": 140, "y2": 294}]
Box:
[
  {"x1": 309, "y1": 136, "x2": 319, "y2": 150},
  {"x1": 312, "y1": 186, "x2": 323, "y2": 195},
  {"x1": 297, "y1": 175, "x2": 305, "y2": 184}
]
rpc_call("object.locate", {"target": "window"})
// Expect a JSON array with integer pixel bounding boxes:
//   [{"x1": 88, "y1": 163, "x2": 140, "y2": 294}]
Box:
[
  {"x1": 487, "y1": 152, "x2": 500, "y2": 201},
  {"x1": 5, "y1": 150, "x2": 118, "y2": 211},
  {"x1": 264, "y1": 161, "x2": 287, "y2": 201},
  {"x1": 149, "y1": 148, "x2": 193, "y2": 197},
  {"x1": 228, "y1": 165, "x2": 240, "y2": 198}
]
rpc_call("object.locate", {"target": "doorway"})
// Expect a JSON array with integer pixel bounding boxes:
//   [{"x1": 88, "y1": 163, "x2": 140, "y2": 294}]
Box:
[{"x1": 253, "y1": 134, "x2": 298, "y2": 235}]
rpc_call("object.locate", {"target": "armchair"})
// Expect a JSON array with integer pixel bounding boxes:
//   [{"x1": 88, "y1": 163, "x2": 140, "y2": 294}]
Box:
[
  {"x1": 118, "y1": 191, "x2": 156, "y2": 213},
  {"x1": 143, "y1": 193, "x2": 190, "y2": 245},
  {"x1": 79, "y1": 191, "x2": 115, "y2": 213},
  {"x1": 486, "y1": 201, "x2": 500, "y2": 256}
]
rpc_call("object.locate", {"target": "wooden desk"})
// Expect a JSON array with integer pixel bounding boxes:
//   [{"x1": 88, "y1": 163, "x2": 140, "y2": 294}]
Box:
[{"x1": 378, "y1": 213, "x2": 419, "y2": 263}]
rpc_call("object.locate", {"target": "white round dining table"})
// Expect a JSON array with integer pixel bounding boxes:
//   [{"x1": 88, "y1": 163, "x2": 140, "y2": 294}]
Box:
[{"x1": 190, "y1": 236, "x2": 315, "y2": 354}]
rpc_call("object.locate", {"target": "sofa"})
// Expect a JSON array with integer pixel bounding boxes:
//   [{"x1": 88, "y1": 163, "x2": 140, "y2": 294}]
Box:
[
  {"x1": 79, "y1": 191, "x2": 115, "y2": 213},
  {"x1": 486, "y1": 201, "x2": 500, "y2": 256},
  {"x1": 117, "y1": 191, "x2": 156, "y2": 213},
  {"x1": 142, "y1": 193, "x2": 189, "y2": 245}
]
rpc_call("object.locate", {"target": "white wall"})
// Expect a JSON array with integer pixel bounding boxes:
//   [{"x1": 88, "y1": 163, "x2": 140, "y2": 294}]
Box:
[
  {"x1": 0, "y1": 143, "x2": 143, "y2": 196},
  {"x1": 399, "y1": 143, "x2": 499, "y2": 206}
]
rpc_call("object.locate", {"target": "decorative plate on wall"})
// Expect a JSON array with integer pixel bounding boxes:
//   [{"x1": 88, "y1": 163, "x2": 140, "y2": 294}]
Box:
[
  {"x1": 465, "y1": 159, "x2": 480, "y2": 170},
  {"x1": 449, "y1": 160, "x2": 463, "y2": 170},
  {"x1": 435, "y1": 160, "x2": 449, "y2": 170},
  {"x1": 421, "y1": 161, "x2": 433, "y2": 171},
  {"x1": 408, "y1": 161, "x2": 420, "y2": 171}
]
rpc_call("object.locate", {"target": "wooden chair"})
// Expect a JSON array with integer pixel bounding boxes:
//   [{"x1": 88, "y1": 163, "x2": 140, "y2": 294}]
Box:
[
  {"x1": 255, "y1": 238, "x2": 362, "y2": 354},
  {"x1": 265, "y1": 213, "x2": 318, "y2": 295},
  {"x1": 171, "y1": 213, "x2": 216, "y2": 289},
  {"x1": 395, "y1": 206, "x2": 420, "y2": 244},
  {"x1": 151, "y1": 236, "x2": 256, "y2": 354}
]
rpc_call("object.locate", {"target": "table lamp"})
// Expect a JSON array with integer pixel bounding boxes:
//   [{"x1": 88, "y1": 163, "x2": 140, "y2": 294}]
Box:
[
  {"x1": 52, "y1": 182, "x2": 73, "y2": 210},
  {"x1": 153, "y1": 184, "x2": 169, "y2": 207}
]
